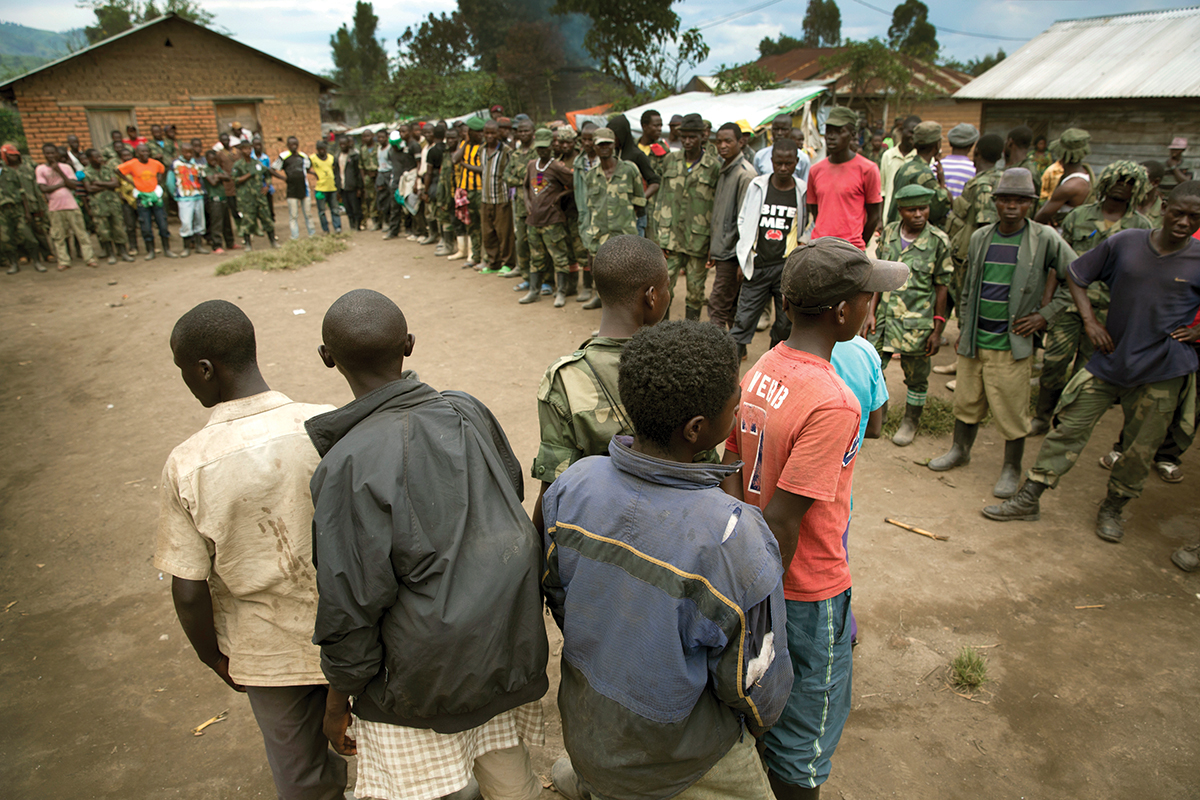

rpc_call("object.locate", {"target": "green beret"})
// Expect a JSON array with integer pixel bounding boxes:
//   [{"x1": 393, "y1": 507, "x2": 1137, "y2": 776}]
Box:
[
  {"x1": 913, "y1": 121, "x2": 943, "y2": 147},
  {"x1": 825, "y1": 106, "x2": 858, "y2": 129},
  {"x1": 466, "y1": 116, "x2": 486, "y2": 132},
  {"x1": 895, "y1": 184, "x2": 935, "y2": 207}
]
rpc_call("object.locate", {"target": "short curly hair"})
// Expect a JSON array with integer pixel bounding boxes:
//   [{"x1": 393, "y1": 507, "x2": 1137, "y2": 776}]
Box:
[
  {"x1": 171, "y1": 300, "x2": 256, "y2": 370},
  {"x1": 618, "y1": 321, "x2": 740, "y2": 449}
]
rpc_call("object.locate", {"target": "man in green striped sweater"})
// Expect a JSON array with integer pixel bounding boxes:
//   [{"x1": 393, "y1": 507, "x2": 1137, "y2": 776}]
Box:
[{"x1": 928, "y1": 168, "x2": 1077, "y2": 499}]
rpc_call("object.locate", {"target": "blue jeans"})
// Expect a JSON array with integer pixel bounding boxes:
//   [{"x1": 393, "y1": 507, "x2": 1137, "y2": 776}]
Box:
[
  {"x1": 315, "y1": 190, "x2": 341, "y2": 233},
  {"x1": 761, "y1": 589, "x2": 853, "y2": 788},
  {"x1": 137, "y1": 202, "x2": 169, "y2": 243}
]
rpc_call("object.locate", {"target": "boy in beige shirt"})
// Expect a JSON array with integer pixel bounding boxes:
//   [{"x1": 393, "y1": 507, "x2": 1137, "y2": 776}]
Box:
[{"x1": 154, "y1": 300, "x2": 344, "y2": 800}]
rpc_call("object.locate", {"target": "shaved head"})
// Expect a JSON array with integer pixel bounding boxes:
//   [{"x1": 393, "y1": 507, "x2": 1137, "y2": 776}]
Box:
[
  {"x1": 171, "y1": 300, "x2": 256, "y2": 370},
  {"x1": 322, "y1": 290, "x2": 409, "y2": 371},
  {"x1": 593, "y1": 235, "x2": 668, "y2": 305}
]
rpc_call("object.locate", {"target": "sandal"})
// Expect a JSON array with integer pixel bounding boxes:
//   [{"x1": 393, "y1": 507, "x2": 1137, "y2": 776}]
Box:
[
  {"x1": 1099, "y1": 450, "x2": 1121, "y2": 470},
  {"x1": 1155, "y1": 462, "x2": 1183, "y2": 483}
]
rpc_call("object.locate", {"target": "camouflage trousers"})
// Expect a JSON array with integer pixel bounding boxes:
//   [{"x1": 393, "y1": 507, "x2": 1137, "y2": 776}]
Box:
[
  {"x1": 514, "y1": 214, "x2": 530, "y2": 278},
  {"x1": 465, "y1": 189, "x2": 482, "y2": 258},
  {"x1": 878, "y1": 350, "x2": 932, "y2": 407},
  {"x1": 91, "y1": 204, "x2": 128, "y2": 247},
  {"x1": 665, "y1": 250, "x2": 709, "y2": 311},
  {"x1": 1029, "y1": 370, "x2": 1190, "y2": 499},
  {"x1": 564, "y1": 212, "x2": 585, "y2": 266},
  {"x1": 0, "y1": 205, "x2": 40, "y2": 261},
  {"x1": 1039, "y1": 307, "x2": 1108, "y2": 408},
  {"x1": 528, "y1": 222, "x2": 570, "y2": 275},
  {"x1": 236, "y1": 196, "x2": 274, "y2": 238},
  {"x1": 362, "y1": 178, "x2": 376, "y2": 223}
]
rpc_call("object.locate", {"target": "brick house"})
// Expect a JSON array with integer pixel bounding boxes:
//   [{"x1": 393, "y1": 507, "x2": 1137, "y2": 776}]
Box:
[{"x1": 0, "y1": 13, "x2": 335, "y2": 159}]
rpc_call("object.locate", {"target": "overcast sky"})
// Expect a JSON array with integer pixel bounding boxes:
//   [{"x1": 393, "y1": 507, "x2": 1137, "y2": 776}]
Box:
[{"x1": 5, "y1": 0, "x2": 1184, "y2": 78}]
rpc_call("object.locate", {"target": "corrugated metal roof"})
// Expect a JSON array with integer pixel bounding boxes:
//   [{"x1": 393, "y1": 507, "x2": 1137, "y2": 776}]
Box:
[{"x1": 955, "y1": 6, "x2": 1200, "y2": 100}]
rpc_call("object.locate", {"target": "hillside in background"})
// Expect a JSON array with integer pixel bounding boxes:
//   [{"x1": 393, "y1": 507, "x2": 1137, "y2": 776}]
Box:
[{"x1": 0, "y1": 21, "x2": 84, "y2": 80}]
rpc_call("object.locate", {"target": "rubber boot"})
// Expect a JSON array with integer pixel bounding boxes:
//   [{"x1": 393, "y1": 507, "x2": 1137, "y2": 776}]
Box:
[
  {"x1": 144, "y1": 239, "x2": 156, "y2": 261},
  {"x1": 982, "y1": 480, "x2": 1046, "y2": 521},
  {"x1": 102, "y1": 241, "x2": 116, "y2": 265},
  {"x1": 576, "y1": 270, "x2": 593, "y2": 302},
  {"x1": 118, "y1": 243, "x2": 135, "y2": 262},
  {"x1": 178, "y1": 236, "x2": 192, "y2": 258},
  {"x1": 993, "y1": 438, "x2": 1025, "y2": 498},
  {"x1": 33, "y1": 255, "x2": 47, "y2": 272},
  {"x1": 553, "y1": 272, "x2": 568, "y2": 307},
  {"x1": 1095, "y1": 491, "x2": 1131, "y2": 543},
  {"x1": 928, "y1": 420, "x2": 978, "y2": 471},
  {"x1": 194, "y1": 237, "x2": 211, "y2": 255},
  {"x1": 582, "y1": 293, "x2": 602, "y2": 310},
  {"x1": 463, "y1": 237, "x2": 477, "y2": 269},
  {"x1": 564, "y1": 269, "x2": 579, "y2": 297},
  {"x1": 519, "y1": 271, "x2": 542, "y2": 304},
  {"x1": 243, "y1": 234, "x2": 254, "y2": 252},
  {"x1": 162, "y1": 235, "x2": 178, "y2": 258},
  {"x1": 448, "y1": 235, "x2": 468, "y2": 261},
  {"x1": 685, "y1": 305, "x2": 701, "y2": 321},
  {"x1": 1029, "y1": 389, "x2": 1057, "y2": 436},
  {"x1": 267, "y1": 229, "x2": 280, "y2": 249},
  {"x1": 891, "y1": 403, "x2": 923, "y2": 447},
  {"x1": 434, "y1": 230, "x2": 452, "y2": 256}
]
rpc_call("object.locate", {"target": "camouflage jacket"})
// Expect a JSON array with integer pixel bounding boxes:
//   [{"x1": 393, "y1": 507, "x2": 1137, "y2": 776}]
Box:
[
  {"x1": 1057, "y1": 202, "x2": 1152, "y2": 310},
  {"x1": 358, "y1": 145, "x2": 377, "y2": 174},
  {"x1": 887, "y1": 158, "x2": 950, "y2": 228},
  {"x1": 16, "y1": 160, "x2": 48, "y2": 213},
  {"x1": 532, "y1": 337, "x2": 634, "y2": 484},
  {"x1": 946, "y1": 166, "x2": 1001, "y2": 265},
  {"x1": 0, "y1": 164, "x2": 23, "y2": 208},
  {"x1": 82, "y1": 163, "x2": 123, "y2": 214},
  {"x1": 584, "y1": 160, "x2": 644, "y2": 247},
  {"x1": 505, "y1": 145, "x2": 535, "y2": 218},
  {"x1": 652, "y1": 149, "x2": 721, "y2": 257},
  {"x1": 148, "y1": 139, "x2": 176, "y2": 163},
  {"x1": 1013, "y1": 154, "x2": 1042, "y2": 188},
  {"x1": 874, "y1": 221, "x2": 954, "y2": 353},
  {"x1": 230, "y1": 158, "x2": 267, "y2": 208}
]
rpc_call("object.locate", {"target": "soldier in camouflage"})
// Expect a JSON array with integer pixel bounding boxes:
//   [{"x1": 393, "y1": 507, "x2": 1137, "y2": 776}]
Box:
[
  {"x1": 504, "y1": 120, "x2": 536, "y2": 289},
  {"x1": 230, "y1": 141, "x2": 280, "y2": 250},
  {"x1": 358, "y1": 132, "x2": 377, "y2": 230},
  {"x1": 555, "y1": 127, "x2": 586, "y2": 298},
  {"x1": 582, "y1": 128, "x2": 645, "y2": 311},
  {"x1": 521, "y1": 128, "x2": 574, "y2": 306},
  {"x1": 83, "y1": 148, "x2": 134, "y2": 264},
  {"x1": 652, "y1": 113, "x2": 721, "y2": 320},
  {"x1": 571, "y1": 123, "x2": 599, "y2": 301},
  {"x1": 0, "y1": 143, "x2": 45, "y2": 273},
  {"x1": 1031, "y1": 160, "x2": 1153, "y2": 434},
  {"x1": 886, "y1": 121, "x2": 951, "y2": 228},
  {"x1": 436, "y1": 127, "x2": 461, "y2": 254},
  {"x1": 870, "y1": 184, "x2": 953, "y2": 446}
]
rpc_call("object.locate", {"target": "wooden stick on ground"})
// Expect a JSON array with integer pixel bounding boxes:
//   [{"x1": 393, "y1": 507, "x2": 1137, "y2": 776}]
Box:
[
  {"x1": 885, "y1": 517, "x2": 949, "y2": 541},
  {"x1": 191, "y1": 710, "x2": 228, "y2": 736},
  {"x1": 1074, "y1": 604, "x2": 1105, "y2": 610}
]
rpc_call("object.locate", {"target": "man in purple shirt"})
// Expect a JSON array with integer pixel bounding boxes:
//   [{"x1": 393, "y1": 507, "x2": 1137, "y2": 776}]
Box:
[{"x1": 983, "y1": 181, "x2": 1200, "y2": 544}]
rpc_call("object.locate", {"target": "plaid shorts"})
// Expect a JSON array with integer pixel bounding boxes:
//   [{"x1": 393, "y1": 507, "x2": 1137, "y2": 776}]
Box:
[{"x1": 351, "y1": 701, "x2": 545, "y2": 800}]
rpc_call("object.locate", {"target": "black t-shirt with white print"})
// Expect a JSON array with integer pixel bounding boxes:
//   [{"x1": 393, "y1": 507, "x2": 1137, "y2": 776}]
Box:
[{"x1": 755, "y1": 181, "x2": 797, "y2": 268}]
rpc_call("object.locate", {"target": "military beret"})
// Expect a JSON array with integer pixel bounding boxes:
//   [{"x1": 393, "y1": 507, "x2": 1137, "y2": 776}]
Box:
[
  {"x1": 913, "y1": 121, "x2": 943, "y2": 147},
  {"x1": 895, "y1": 184, "x2": 935, "y2": 207},
  {"x1": 947, "y1": 123, "x2": 979, "y2": 147},
  {"x1": 825, "y1": 106, "x2": 858, "y2": 129},
  {"x1": 466, "y1": 116, "x2": 486, "y2": 132}
]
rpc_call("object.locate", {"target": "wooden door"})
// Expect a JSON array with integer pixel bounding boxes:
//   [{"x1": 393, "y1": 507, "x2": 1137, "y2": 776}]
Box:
[
  {"x1": 213, "y1": 102, "x2": 260, "y2": 139},
  {"x1": 86, "y1": 108, "x2": 134, "y2": 151}
]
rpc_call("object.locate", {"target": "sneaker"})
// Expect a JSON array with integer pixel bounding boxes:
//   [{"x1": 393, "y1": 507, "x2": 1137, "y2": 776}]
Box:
[
  {"x1": 1099, "y1": 450, "x2": 1121, "y2": 470},
  {"x1": 1155, "y1": 462, "x2": 1183, "y2": 483},
  {"x1": 946, "y1": 380, "x2": 956, "y2": 392},
  {"x1": 1171, "y1": 542, "x2": 1200, "y2": 572}
]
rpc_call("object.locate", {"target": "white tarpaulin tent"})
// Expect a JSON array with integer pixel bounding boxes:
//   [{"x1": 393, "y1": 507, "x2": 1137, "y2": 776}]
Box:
[{"x1": 620, "y1": 83, "x2": 829, "y2": 138}]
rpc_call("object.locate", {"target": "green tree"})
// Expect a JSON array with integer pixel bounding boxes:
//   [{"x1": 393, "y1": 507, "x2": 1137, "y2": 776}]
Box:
[
  {"x1": 802, "y1": 0, "x2": 841, "y2": 48},
  {"x1": 77, "y1": 0, "x2": 215, "y2": 45},
  {"x1": 330, "y1": 2, "x2": 390, "y2": 122},
  {"x1": 396, "y1": 11, "x2": 472, "y2": 74},
  {"x1": 758, "y1": 33, "x2": 804, "y2": 58},
  {"x1": 712, "y1": 62, "x2": 779, "y2": 95},
  {"x1": 497, "y1": 21, "x2": 565, "y2": 116},
  {"x1": 820, "y1": 37, "x2": 925, "y2": 130},
  {"x1": 552, "y1": 0, "x2": 707, "y2": 97},
  {"x1": 888, "y1": 0, "x2": 938, "y2": 61}
]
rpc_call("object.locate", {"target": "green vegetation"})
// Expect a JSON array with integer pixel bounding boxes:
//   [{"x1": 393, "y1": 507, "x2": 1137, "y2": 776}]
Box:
[
  {"x1": 214, "y1": 234, "x2": 351, "y2": 276},
  {"x1": 882, "y1": 394, "x2": 957, "y2": 438},
  {"x1": 949, "y1": 646, "x2": 989, "y2": 691}
]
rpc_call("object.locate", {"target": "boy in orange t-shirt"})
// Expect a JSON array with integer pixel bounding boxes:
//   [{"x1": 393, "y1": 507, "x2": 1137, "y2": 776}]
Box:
[
  {"x1": 722, "y1": 237, "x2": 908, "y2": 797},
  {"x1": 118, "y1": 143, "x2": 176, "y2": 260}
]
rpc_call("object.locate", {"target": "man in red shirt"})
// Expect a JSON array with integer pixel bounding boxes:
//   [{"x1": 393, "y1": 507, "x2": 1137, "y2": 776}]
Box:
[
  {"x1": 722, "y1": 237, "x2": 908, "y2": 799},
  {"x1": 807, "y1": 107, "x2": 883, "y2": 251}
]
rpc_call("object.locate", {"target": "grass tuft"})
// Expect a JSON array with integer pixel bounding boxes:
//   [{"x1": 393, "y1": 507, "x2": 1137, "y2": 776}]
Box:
[
  {"x1": 949, "y1": 646, "x2": 989, "y2": 691},
  {"x1": 882, "y1": 395, "x2": 958, "y2": 438},
  {"x1": 214, "y1": 233, "x2": 352, "y2": 276}
]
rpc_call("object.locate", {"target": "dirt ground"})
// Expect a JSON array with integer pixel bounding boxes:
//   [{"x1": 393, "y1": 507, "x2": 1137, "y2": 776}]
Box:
[{"x1": 1, "y1": 223, "x2": 1198, "y2": 800}]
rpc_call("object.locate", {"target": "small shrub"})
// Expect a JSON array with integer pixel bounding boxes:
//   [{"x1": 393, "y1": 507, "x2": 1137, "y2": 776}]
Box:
[{"x1": 950, "y1": 646, "x2": 989, "y2": 691}]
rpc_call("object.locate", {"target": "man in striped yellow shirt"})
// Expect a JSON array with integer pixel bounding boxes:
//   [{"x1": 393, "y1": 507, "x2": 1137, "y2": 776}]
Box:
[{"x1": 450, "y1": 116, "x2": 485, "y2": 266}]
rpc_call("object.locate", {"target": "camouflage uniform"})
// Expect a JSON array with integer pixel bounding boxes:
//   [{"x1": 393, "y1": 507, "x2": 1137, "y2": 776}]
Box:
[
  {"x1": 0, "y1": 164, "x2": 40, "y2": 263},
  {"x1": 945, "y1": 166, "x2": 1001, "y2": 304},
  {"x1": 572, "y1": 151, "x2": 599, "y2": 256},
  {"x1": 887, "y1": 159, "x2": 951, "y2": 228},
  {"x1": 16, "y1": 159, "x2": 52, "y2": 257},
  {"x1": 641, "y1": 142, "x2": 669, "y2": 240},
  {"x1": 505, "y1": 145, "x2": 536, "y2": 278},
  {"x1": 872, "y1": 221, "x2": 954, "y2": 407},
  {"x1": 653, "y1": 148, "x2": 721, "y2": 311},
  {"x1": 1013, "y1": 154, "x2": 1043, "y2": 190},
  {"x1": 1029, "y1": 369, "x2": 1192, "y2": 500},
  {"x1": 148, "y1": 139, "x2": 176, "y2": 164},
  {"x1": 230, "y1": 158, "x2": 273, "y2": 237},
  {"x1": 1036, "y1": 203, "x2": 1152, "y2": 427},
  {"x1": 358, "y1": 141, "x2": 377, "y2": 224},
  {"x1": 528, "y1": 221, "x2": 571, "y2": 276},
  {"x1": 583, "y1": 160, "x2": 644, "y2": 254},
  {"x1": 82, "y1": 162, "x2": 128, "y2": 247}
]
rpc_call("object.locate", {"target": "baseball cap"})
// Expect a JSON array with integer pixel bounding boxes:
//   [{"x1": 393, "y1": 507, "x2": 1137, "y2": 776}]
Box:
[
  {"x1": 825, "y1": 107, "x2": 858, "y2": 128},
  {"x1": 782, "y1": 238, "x2": 909, "y2": 314},
  {"x1": 0, "y1": 143, "x2": 19, "y2": 157},
  {"x1": 593, "y1": 128, "x2": 615, "y2": 144},
  {"x1": 735, "y1": 119, "x2": 754, "y2": 135},
  {"x1": 533, "y1": 128, "x2": 553, "y2": 147}
]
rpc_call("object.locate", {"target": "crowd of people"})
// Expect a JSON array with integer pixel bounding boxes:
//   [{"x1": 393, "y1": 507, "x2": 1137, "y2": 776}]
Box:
[{"x1": 17, "y1": 99, "x2": 1194, "y2": 800}]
